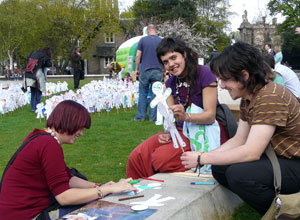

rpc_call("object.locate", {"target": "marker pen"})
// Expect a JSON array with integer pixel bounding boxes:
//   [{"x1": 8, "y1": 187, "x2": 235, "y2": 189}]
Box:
[
  {"x1": 190, "y1": 182, "x2": 215, "y2": 185},
  {"x1": 128, "y1": 180, "x2": 140, "y2": 184}
]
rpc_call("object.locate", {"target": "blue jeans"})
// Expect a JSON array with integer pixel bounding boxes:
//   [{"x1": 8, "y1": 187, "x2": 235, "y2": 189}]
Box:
[
  {"x1": 30, "y1": 87, "x2": 42, "y2": 111},
  {"x1": 135, "y1": 68, "x2": 163, "y2": 121}
]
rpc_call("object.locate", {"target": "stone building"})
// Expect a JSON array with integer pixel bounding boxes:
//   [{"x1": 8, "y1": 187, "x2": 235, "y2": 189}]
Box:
[
  {"x1": 238, "y1": 10, "x2": 281, "y2": 50},
  {"x1": 84, "y1": 0, "x2": 126, "y2": 75}
]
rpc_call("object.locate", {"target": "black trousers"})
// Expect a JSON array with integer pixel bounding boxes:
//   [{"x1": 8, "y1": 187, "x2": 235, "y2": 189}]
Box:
[
  {"x1": 212, "y1": 154, "x2": 300, "y2": 215},
  {"x1": 73, "y1": 68, "x2": 81, "y2": 89}
]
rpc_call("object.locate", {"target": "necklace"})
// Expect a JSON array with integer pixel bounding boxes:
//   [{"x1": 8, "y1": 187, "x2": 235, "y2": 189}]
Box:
[
  {"x1": 176, "y1": 78, "x2": 190, "y2": 108},
  {"x1": 45, "y1": 128, "x2": 60, "y2": 144}
]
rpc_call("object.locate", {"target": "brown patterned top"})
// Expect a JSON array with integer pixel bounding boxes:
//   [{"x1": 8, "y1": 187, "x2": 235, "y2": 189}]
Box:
[{"x1": 240, "y1": 81, "x2": 300, "y2": 159}]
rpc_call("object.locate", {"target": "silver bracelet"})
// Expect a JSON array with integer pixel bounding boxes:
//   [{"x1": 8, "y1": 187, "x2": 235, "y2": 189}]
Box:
[{"x1": 96, "y1": 185, "x2": 103, "y2": 199}]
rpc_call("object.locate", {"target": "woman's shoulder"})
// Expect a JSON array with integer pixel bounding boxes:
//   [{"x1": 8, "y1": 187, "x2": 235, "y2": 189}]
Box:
[
  {"x1": 196, "y1": 65, "x2": 216, "y2": 84},
  {"x1": 165, "y1": 75, "x2": 176, "y2": 88},
  {"x1": 197, "y1": 64, "x2": 213, "y2": 75},
  {"x1": 25, "y1": 129, "x2": 58, "y2": 145}
]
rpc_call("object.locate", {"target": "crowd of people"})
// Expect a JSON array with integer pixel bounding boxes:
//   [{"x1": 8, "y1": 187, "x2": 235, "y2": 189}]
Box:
[{"x1": 0, "y1": 23, "x2": 300, "y2": 220}]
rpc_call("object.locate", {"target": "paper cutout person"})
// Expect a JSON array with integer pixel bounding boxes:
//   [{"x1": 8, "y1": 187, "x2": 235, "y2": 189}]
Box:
[
  {"x1": 130, "y1": 194, "x2": 175, "y2": 207},
  {"x1": 150, "y1": 82, "x2": 186, "y2": 149},
  {"x1": 35, "y1": 103, "x2": 45, "y2": 122},
  {"x1": 150, "y1": 82, "x2": 171, "y2": 125}
]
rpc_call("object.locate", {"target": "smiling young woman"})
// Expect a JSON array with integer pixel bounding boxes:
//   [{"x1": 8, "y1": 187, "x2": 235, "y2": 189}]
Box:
[{"x1": 126, "y1": 37, "x2": 229, "y2": 179}]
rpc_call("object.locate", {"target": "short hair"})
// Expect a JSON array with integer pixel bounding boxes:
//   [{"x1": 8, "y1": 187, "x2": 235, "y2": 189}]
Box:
[
  {"x1": 263, "y1": 53, "x2": 275, "y2": 69},
  {"x1": 46, "y1": 100, "x2": 91, "y2": 135},
  {"x1": 210, "y1": 42, "x2": 272, "y2": 94},
  {"x1": 147, "y1": 24, "x2": 156, "y2": 32},
  {"x1": 156, "y1": 37, "x2": 199, "y2": 91},
  {"x1": 39, "y1": 47, "x2": 51, "y2": 58},
  {"x1": 265, "y1": 43, "x2": 272, "y2": 48}
]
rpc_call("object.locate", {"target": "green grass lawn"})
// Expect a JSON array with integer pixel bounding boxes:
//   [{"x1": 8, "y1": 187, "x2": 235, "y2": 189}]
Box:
[{"x1": 0, "y1": 79, "x2": 261, "y2": 219}]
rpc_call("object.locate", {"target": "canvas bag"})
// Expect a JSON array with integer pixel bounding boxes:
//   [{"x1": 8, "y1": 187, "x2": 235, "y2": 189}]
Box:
[
  {"x1": 262, "y1": 144, "x2": 300, "y2": 220},
  {"x1": 183, "y1": 103, "x2": 220, "y2": 174}
]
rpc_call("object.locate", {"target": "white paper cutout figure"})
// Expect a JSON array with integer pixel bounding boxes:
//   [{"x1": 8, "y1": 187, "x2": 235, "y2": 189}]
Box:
[
  {"x1": 150, "y1": 82, "x2": 171, "y2": 126},
  {"x1": 130, "y1": 194, "x2": 175, "y2": 207},
  {"x1": 150, "y1": 82, "x2": 186, "y2": 149},
  {"x1": 35, "y1": 103, "x2": 45, "y2": 119}
]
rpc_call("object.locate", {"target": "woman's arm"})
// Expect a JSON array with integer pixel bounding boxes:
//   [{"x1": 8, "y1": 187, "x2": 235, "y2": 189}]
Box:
[
  {"x1": 181, "y1": 123, "x2": 276, "y2": 168},
  {"x1": 69, "y1": 176, "x2": 99, "y2": 188},
  {"x1": 55, "y1": 178, "x2": 137, "y2": 206},
  {"x1": 169, "y1": 82, "x2": 217, "y2": 124}
]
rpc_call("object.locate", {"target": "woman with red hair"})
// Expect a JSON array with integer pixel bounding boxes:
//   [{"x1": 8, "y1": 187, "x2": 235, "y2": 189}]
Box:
[{"x1": 0, "y1": 100, "x2": 136, "y2": 220}]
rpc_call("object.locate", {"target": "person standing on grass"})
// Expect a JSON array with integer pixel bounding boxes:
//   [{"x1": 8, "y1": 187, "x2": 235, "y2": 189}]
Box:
[
  {"x1": 71, "y1": 47, "x2": 82, "y2": 90},
  {"x1": 133, "y1": 24, "x2": 163, "y2": 122},
  {"x1": 0, "y1": 100, "x2": 137, "y2": 220},
  {"x1": 180, "y1": 42, "x2": 300, "y2": 216},
  {"x1": 24, "y1": 47, "x2": 52, "y2": 111}
]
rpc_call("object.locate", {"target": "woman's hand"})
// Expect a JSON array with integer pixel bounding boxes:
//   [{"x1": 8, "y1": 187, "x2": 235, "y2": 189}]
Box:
[
  {"x1": 180, "y1": 151, "x2": 202, "y2": 169},
  {"x1": 169, "y1": 104, "x2": 186, "y2": 121},
  {"x1": 101, "y1": 181, "x2": 114, "y2": 187},
  {"x1": 102, "y1": 178, "x2": 137, "y2": 194},
  {"x1": 158, "y1": 133, "x2": 172, "y2": 144}
]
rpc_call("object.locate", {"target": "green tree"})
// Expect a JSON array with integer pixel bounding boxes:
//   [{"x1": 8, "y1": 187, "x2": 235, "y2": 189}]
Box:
[
  {"x1": 132, "y1": 0, "x2": 198, "y2": 26},
  {"x1": 268, "y1": 0, "x2": 300, "y2": 53},
  {"x1": 194, "y1": 0, "x2": 231, "y2": 50},
  {"x1": 130, "y1": 0, "x2": 231, "y2": 54},
  {"x1": 0, "y1": 0, "x2": 122, "y2": 72},
  {"x1": 33, "y1": 0, "x2": 121, "y2": 72},
  {"x1": 0, "y1": 0, "x2": 41, "y2": 69}
]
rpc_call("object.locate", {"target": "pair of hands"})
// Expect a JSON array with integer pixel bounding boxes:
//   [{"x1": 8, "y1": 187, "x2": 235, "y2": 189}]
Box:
[
  {"x1": 101, "y1": 178, "x2": 138, "y2": 194},
  {"x1": 157, "y1": 103, "x2": 201, "y2": 169},
  {"x1": 158, "y1": 134, "x2": 201, "y2": 169},
  {"x1": 157, "y1": 104, "x2": 186, "y2": 144}
]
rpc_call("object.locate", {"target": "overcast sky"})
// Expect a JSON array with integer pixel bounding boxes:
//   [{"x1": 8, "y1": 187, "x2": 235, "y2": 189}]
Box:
[{"x1": 118, "y1": 0, "x2": 285, "y2": 33}]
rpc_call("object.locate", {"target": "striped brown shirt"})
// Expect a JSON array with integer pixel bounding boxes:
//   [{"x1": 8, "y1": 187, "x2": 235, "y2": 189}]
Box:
[{"x1": 240, "y1": 81, "x2": 300, "y2": 159}]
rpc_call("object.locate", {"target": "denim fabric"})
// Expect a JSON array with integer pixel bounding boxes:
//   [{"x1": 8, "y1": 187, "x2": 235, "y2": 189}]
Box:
[
  {"x1": 73, "y1": 68, "x2": 81, "y2": 89},
  {"x1": 30, "y1": 87, "x2": 42, "y2": 111},
  {"x1": 135, "y1": 68, "x2": 163, "y2": 121}
]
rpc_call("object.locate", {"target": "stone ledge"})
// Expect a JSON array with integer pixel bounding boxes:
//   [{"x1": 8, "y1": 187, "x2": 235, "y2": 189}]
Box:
[{"x1": 103, "y1": 172, "x2": 242, "y2": 220}]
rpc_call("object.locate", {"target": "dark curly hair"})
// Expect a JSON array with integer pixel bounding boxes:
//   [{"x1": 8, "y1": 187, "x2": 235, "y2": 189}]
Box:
[
  {"x1": 156, "y1": 37, "x2": 199, "y2": 91},
  {"x1": 210, "y1": 42, "x2": 272, "y2": 94}
]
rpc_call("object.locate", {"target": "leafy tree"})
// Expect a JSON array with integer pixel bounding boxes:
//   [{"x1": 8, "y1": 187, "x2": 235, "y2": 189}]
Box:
[
  {"x1": 157, "y1": 18, "x2": 215, "y2": 58},
  {"x1": 130, "y1": 0, "x2": 231, "y2": 55},
  {"x1": 194, "y1": 0, "x2": 231, "y2": 50},
  {"x1": 0, "y1": 0, "x2": 122, "y2": 72},
  {"x1": 132, "y1": 0, "x2": 198, "y2": 26},
  {"x1": 268, "y1": 0, "x2": 300, "y2": 53},
  {"x1": 0, "y1": 0, "x2": 41, "y2": 70}
]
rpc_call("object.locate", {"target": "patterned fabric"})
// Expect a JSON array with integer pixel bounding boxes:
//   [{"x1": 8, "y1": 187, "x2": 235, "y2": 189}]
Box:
[{"x1": 240, "y1": 81, "x2": 300, "y2": 158}]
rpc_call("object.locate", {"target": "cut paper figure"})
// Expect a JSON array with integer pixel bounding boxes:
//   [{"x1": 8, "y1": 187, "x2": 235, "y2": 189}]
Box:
[
  {"x1": 157, "y1": 103, "x2": 186, "y2": 150},
  {"x1": 150, "y1": 82, "x2": 186, "y2": 149},
  {"x1": 150, "y1": 82, "x2": 171, "y2": 125},
  {"x1": 130, "y1": 194, "x2": 175, "y2": 207},
  {"x1": 128, "y1": 183, "x2": 162, "y2": 195},
  {"x1": 35, "y1": 102, "x2": 45, "y2": 122}
]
